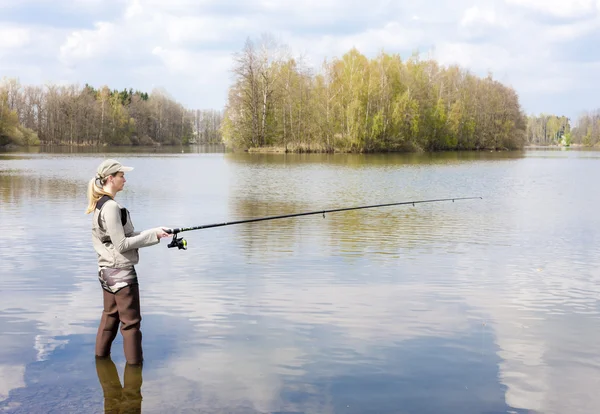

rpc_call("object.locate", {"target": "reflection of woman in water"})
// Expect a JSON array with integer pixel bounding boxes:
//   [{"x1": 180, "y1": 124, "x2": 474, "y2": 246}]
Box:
[
  {"x1": 86, "y1": 159, "x2": 169, "y2": 365},
  {"x1": 96, "y1": 356, "x2": 143, "y2": 413}
]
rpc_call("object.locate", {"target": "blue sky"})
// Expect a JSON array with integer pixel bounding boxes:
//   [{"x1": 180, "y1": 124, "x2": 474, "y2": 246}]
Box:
[{"x1": 0, "y1": 0, "x2": 598, "y2": 122}]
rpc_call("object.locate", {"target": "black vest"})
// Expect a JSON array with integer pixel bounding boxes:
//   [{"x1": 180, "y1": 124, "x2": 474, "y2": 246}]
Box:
[{"x1": 96, "y1": 195, "x2": 127, "y2": 229}]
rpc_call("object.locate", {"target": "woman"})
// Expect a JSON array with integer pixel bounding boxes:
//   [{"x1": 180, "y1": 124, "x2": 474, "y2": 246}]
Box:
[{"x1": 86, "y1": 158, "x2": 170, "y2": 365}]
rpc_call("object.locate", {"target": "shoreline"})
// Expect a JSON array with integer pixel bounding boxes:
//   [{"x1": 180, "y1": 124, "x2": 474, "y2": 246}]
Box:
[{"x1": 2, "y1": 142, "x2": 596, "y2": 153}]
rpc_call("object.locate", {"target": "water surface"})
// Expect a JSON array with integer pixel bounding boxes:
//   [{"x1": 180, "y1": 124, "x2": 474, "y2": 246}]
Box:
[{"x1": 1, "y1": 148, "x2": 599, "y2": 413}]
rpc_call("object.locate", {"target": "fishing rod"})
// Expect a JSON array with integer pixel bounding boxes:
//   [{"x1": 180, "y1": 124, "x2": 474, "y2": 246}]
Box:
[{"x1": 164, "y1": 196, "x2": 482, "y2": 250}]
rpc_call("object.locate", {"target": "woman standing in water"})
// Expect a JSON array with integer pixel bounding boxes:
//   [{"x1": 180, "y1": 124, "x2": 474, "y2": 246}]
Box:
[{"x1": 86, "y1": 159, "x2": 170, "y2": 365}]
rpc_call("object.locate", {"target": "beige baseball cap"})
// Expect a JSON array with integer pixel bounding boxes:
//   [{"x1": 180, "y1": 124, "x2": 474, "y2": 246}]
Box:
[{"x1": 96, "y1": 159, "x2": 134, "y2": 179}]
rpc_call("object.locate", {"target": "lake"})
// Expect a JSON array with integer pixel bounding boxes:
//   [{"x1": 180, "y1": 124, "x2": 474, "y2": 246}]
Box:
[{"x1": 1, "y1": 147, "x2": 599, "y2": 413}]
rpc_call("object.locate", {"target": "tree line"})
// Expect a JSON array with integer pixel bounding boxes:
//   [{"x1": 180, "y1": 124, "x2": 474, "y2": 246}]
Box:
[
  {"x1": 526, "y1": 115, "x2": 570, "y2": 145},
  {"x1": 571, "y1": 111, "x2": 600, "y2": 146},
  {"x1": 2, "y1": 36, "x2": 599, "y2": 153},
  {"x1": 0, "y1": 77, "x2": 222, "y2": 147},
  {"x1": 221, "y1": 36, "x2": 528, "y2": 152},
  {"x1": 525, "y1": 112, "x2": 600, "y2": 147}
]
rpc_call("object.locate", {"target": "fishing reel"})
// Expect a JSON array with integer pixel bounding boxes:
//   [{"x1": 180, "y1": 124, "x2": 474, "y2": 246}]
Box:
[{"x1": 167, "y1": 234, "x2": 187, "y2": 250}]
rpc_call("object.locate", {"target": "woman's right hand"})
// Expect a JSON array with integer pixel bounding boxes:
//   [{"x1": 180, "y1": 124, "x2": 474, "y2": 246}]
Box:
[{"x1": 156, "y1": 227, "x2": 171, "y2": 240}]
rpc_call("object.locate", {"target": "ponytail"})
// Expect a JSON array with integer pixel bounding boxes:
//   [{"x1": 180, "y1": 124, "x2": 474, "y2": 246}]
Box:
[{"x1": 85, "y1": 175, "x2": 113, "y2": 214}]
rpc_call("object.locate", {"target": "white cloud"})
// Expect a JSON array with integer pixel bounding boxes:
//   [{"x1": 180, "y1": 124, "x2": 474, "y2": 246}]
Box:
[
  {"x1": 151, "y1": 47, "x2": 232, "y2": 82},
  {"x1": 124, "y1": 0, "x2": 143, "y2": 18},
  {"x1": 0, "y1": 27, "x2": 30, "y2": 49},
  {"x1": 283, "y1": 21, "x2": 425, "y2": 66},
  {"x1": 461, "y1": 6, "x2": 503, "y2": 27},
  {"x1": 0, "y1": 0, "x2": 126, "y2": 24},
  {"x1": 542, "y1": 16, "x2": 600, "y2": 41},
  {"x1": 60, "y1": 22, "x2": 118, "y2": 62},
  {"x1": 434, "y1": 42, "x2": 513, "y2": 73},
  {"x1": 0, "y1": 0, "x2": 598, "y2": 122},
  {"x1": 504, "y1": 0, "x2": 599, "y2": 18},
  {"x1": 164, "y1": 16, "x2": 257, "y2": 45}
]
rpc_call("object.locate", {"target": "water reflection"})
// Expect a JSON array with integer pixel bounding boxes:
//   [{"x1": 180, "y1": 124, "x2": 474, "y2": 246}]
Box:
[
  {"x1": 139, "y1": 319, "x2": 527, "y2": 413},
  {"x1": 229, "y1": 198, "x2": 479, "y2": 261},
  {"x1": 226, "y1": 152, "x2": 488, "y2": 261},
  {"x1": 0, "y1": 174, "x2": 82, "y2": 203},
  {"x1": 225, "y1": 150, "x2": 528, "y2": 167},
  {"x1": 0, "y1": 318, "x2": 527, "y2": 414},
  {"x1": 1, "y1": 149, "x2": 600, "y2": 413},
  {"x1": 96, "y1": 357, "x2": 143, "y2": 413},
  {"x1": 0, "y1": 144, "x2": 227, "y2": 155}
]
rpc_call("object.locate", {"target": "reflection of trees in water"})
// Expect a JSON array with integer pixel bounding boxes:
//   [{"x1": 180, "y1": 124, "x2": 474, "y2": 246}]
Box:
[
  {"x1": 225, "y1": 151, "x2": 487, "y2": 260},
  {"x1": 229, "y1": 196, "x2": 466, "y2": 261},
  {"x1": 1, "y1": 143, "x2": 227, "y2": 155},
  {"x1": 323, "y1": 207, "x2": 444, "y2": 256},
  {"x1": 229, "y1": 198, "x2": 311, "y2": 260},
  {"x1": 0, "y1": 175, "x2": 81, "y2": 204},
  {"x1": 225, "y1": 150, "x2": 526, "y2": 168}
]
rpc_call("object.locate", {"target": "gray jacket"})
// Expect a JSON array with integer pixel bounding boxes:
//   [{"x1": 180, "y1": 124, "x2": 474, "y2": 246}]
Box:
[{"x1": 92, "y1": 197, "x2": 160, "y2": 269}]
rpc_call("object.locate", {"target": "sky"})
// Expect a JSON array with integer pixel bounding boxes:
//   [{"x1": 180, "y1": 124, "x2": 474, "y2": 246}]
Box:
[{"x1": 0, "y1": 0, "x2": 598, "y2": 122}]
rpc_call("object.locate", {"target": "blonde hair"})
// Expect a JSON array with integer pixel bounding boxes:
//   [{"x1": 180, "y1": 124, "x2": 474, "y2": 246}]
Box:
[{"x1": 85, "y1": 175, "x2": 114, "y2": 214}]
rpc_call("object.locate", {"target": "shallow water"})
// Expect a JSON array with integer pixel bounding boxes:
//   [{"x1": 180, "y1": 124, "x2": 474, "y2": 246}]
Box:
[{"x1": 1, "y1": 148, "x2": 599, "y2": 413}]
